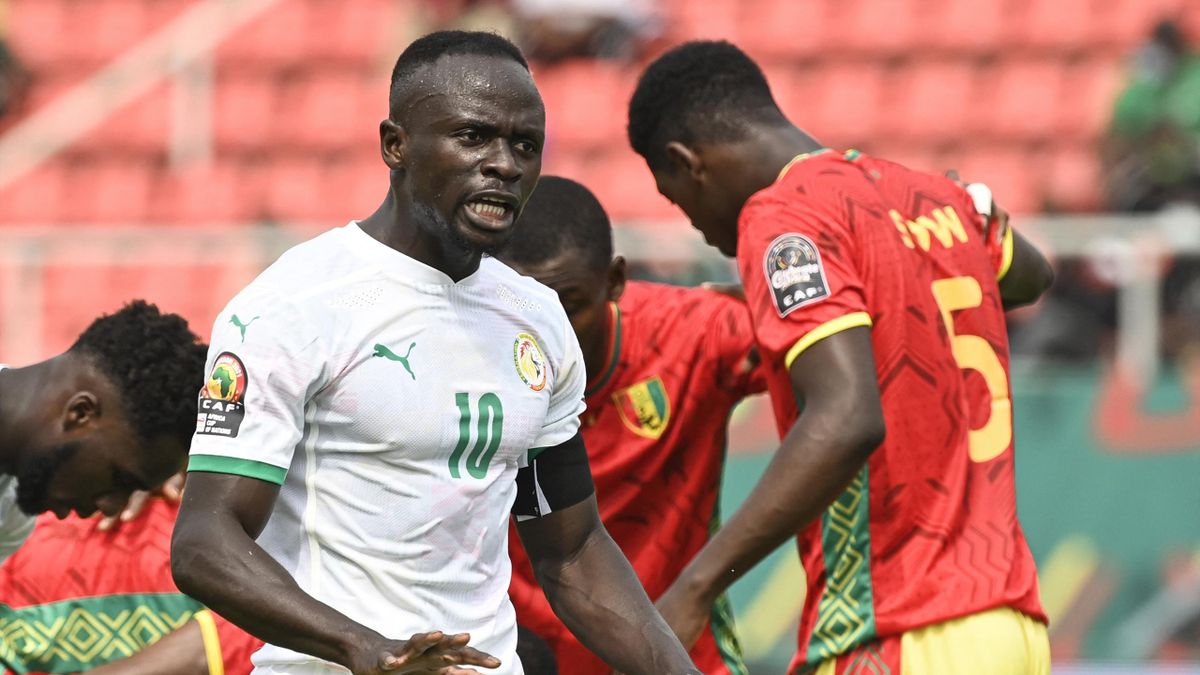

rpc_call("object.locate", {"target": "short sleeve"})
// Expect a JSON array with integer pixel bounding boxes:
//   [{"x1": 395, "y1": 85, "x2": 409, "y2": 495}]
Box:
[
  {"x1": 187, "y1": 290, "x2": 324, "y2": 485},
  {"x1": 700, "y1": 291, "x2": 767, "y2": 397},
  {"x1": 739, "y1": 195, "x2": 873, "y2": 371},
  {"x1": 0, "y1": 480, "x2": 34, "y2": 563},
  {"x1": 527, "y1": 314, "x2": 586, "y2": 455}
]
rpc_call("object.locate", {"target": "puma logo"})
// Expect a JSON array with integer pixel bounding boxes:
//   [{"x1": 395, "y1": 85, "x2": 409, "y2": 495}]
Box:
[
  {"x1": 230, "y1": 314, "x2": 260, "y2": 343},
  {"x1": 373, "y1": 342, "x2": 417, "y2": 381}
]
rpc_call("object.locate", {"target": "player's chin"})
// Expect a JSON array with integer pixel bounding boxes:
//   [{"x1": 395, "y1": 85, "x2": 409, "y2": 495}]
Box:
[{"x1": 452, "y1": 217, "x2": 514, "y2": 256}]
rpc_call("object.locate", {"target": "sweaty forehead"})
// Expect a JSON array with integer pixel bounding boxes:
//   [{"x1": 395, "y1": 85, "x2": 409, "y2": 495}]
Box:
[{"x1": 398, "y1": 54, "x2": 544, "y2": 126}]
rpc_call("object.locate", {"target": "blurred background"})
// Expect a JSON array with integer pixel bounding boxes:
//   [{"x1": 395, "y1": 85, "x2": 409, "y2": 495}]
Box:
[{"x1": 0, "y1": 0, "x2": 1197, "y2": 672}]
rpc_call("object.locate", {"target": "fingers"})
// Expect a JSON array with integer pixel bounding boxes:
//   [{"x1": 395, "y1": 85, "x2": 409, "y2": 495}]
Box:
[
  {"x1": 440, "y1": 645, "x2": 500, "y2": 669},
  {"x1": 119, "y1": 490, "x2": 151, "y2": 524},
  {"x1": 158, "y1": 472, "x2": 185, "y2": 502},
  {"x1": 96, "y1": 513, "x2": 118, "y2": 532}
]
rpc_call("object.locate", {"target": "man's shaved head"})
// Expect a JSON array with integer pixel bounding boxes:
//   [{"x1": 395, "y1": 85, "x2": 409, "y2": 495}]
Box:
[{"x1": 389, "y1": 30, "x2": 530, "y2": 121}]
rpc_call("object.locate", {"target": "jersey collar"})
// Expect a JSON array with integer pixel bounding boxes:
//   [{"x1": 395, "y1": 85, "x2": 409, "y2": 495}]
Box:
[
  {"x1": 776, "y1": 148, "x2": 831, "y2": 182},
  {"x1": 342, "y1": 221, "x2": 488, "y2": 286},
  {"x1": 584, "y1": 302, "x2": 622, "y2": 398}
]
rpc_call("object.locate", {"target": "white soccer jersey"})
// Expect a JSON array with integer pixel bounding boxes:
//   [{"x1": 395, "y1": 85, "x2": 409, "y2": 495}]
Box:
[
  {"x1": 188, "y1": 223, "x2": 586, "y2": 675},
  {"x1": 0, "y1": 366, "x2": 37, "y2": 564}
]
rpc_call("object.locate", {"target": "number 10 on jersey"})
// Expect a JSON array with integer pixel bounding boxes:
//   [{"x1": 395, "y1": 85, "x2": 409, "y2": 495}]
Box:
[{"x1": 449, "y1": 393, "x2": 504, "y2": 479}]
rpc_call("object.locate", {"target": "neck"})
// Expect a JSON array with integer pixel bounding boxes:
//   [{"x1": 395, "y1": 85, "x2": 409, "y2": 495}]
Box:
[
  {"x1": 742, "y1": 124, "x2": 823, "y2": 189},
  {"x1": 583, "y1": 305, "x2": 614, "y2": 387},
  {"x1": 358, "y1": 188, "x2": 482, "y2": 282}
]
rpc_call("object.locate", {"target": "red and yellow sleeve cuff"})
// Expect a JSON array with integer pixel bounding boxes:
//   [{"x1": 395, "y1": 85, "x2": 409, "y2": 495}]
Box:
[
  {"x1": 784, "y1": 312, "x2": 874, "y2": 370},
  {"x1": 997, "y1": 227, "x2": 1015, "y2": 281},
  {"x1": 193, "y1": 609, "x2": 225, "y2": 675}
]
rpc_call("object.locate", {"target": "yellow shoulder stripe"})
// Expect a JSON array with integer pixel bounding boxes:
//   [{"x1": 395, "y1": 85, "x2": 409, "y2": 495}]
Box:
[
  {"x1": 784, "y1": 312, "x2": 873, "y2": 369},
  {"x1": 997, "y1": 227, "x2": 1015, "y2": 281}
]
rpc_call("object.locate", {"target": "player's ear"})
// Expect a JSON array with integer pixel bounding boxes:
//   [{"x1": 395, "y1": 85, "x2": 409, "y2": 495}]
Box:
[
  {"x1": 607, "y1": 256, "x2": 627, "y2": 303},
  {"x1": 665, "y1": 141, "x2": 703, "y2": 181},
  {"x1": 380, "y1": 119, "x2": 408, "y2": 171},
  {"x1": 62, "y1": 391, "x2": 100, "y2": 431}
]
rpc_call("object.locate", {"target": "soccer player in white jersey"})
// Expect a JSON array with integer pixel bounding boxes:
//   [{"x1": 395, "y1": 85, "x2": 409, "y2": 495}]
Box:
[
  {"x1": 0, "y1": 301, "x2": 206, "y2": 561},
  {"x1": 170, "y1": 31, "x2": 701, "y2": 675}
]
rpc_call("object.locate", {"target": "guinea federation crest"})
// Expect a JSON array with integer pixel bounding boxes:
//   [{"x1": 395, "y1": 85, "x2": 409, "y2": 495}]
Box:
[
  {"x1": 613, "y1": 376, "x2": 671, "y2": 439},
  {"x1": 764, "y1": 233, "x2": 830, "y2": 317},
  {"x1": 197, "y1": 352, "x2": 247, "y2": 437},
  {"x1": 513, "y1": 333, "x2": 548, "y2": 392}
]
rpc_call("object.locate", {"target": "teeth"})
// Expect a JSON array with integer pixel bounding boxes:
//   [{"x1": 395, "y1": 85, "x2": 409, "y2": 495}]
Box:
[{"x1": 469, "y1": 202, "x2": 507, "y2": 218}]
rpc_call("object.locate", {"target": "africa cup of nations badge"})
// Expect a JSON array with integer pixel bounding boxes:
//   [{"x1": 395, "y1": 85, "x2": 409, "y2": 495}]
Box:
[
  {"x1": 196, "y1": 352, "x2": 248, "y2": 437},
  {"x1": 764, "y1": 233, "x2": 830, "y2": 317},
  {"x1": 513, "y1": 332, "x2": 549, "y2": 392}
]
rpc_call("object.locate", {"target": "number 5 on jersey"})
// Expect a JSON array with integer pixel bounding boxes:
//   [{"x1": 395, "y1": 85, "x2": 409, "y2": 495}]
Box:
[
  {"x1": 931, "y1": 277, "x2": 1012, "y2": 462},
  {"x1": 449, "y1": 393, "x2": 504, "y2": 479}
]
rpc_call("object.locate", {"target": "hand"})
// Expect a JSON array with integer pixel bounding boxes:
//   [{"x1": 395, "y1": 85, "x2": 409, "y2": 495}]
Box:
[
  {"x1": 654, "y1": 582, "x2": 710, "y2": 654},
  {"x1": 97, "y1": 472, "x2": 185, "y2": 532},
  {"x1": 943, "y1": 170, "x2": 1011, "y2": 246},
  {"x1": 349, "y1": 631, "x2": 501, "y2": 675}
]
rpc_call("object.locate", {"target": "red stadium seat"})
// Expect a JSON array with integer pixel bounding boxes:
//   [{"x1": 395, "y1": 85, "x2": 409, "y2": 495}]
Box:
[
  {"x1": 305, "y1": 0, "x2": 405, "y2": 65},
  {"x1": 1058, "y1": 56, "x2": 1125, "y2": 142},
  {"x1": 263, "y1": 157, "x2": 329, "y2": 222},
  {"x1": 885, "y1": 60, "x2": 978, "y2": 143},
  {"x1": 93, "y1": 84, "x2": 171, "y2": 154},
  {"x1": 535, "y1": 62, "x2": 634, "y2": 151},
  {"x1": 741, "y1": 0, "x2": 830, "y2": 59},
  {"x1": 664, "y1": 0, "x2": 742, "y2": 43},
  {"x1": 587, "y1": 151, "x2": 677, "y2": 222},
  {"x1": 216, "y1": 0, "x2": 310, "y2": 70},
  {"x1": 59, "y1": 160, "x2": 153, "y2": 223},
  {"x1": 973, "y1": 58, "x2": 1065, "y2": 141},
  {"x1": 1104, "y1": 0, "x2": 1188, "y2": 49},
  {"x1": 0, "y1": 165, "x2": 68, "y2": 224},
  {"x1": 59, "y1": 0, "x2": 149, "y2": 67},
  {"x1": 213, "y1": 76, "x2": 278, "y2": 152},
  {"x1": 1045, "y1": 144, "x2": 1102, "y2": 211},
  {"x1": 281, "y1": 70, "x2": 379, "y2": 152},
  {"x1": 829, "y1": 0, "x2": 926, "y2": 56},
  {"x1": 951, "y1": 145, "x2": 1043, "y2": 214},
  {"x1": 323, "y1": 157, "x2": 388, "y2": 220},
  {"x1": 1018, "y1": 0, "x2": 1096, "y2": 52},
  {"x1": 803, "y1": 63, "x2": 887, "y2": 149},
  {"x1": 6, "y1": 0, "x2": 70, "y2": 70},
  {"x1": 150, "y1": 161, "x2": 267, "y2": 224},
  {"x1": 924, "y1": 0, "x2": 1012, "y2": 55}
]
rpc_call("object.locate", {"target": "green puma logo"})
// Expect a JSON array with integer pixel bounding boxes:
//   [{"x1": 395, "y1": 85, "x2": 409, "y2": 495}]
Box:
[
  {"x1": 373, "y1": 342, "x2": 417, "y2": 381},
  {"x1": 230, "y1": 314, "x2": 261, "y2": 343}
]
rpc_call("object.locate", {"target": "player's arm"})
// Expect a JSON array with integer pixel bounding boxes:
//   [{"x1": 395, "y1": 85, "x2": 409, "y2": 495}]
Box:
[
  {"x1": 172, "y1": 472, "x2": 499, "y2": 675},
  {"x1": 514, "y1": 433, "x2": 701, "y2": 675},
  {"x1": 656, "y1": 327, "x2": 885, "y2": 649},
  {"x1": 85, "y1": 619, "x2": 208, "y2": 675},
  {"x1": 999, "y1": 228, "x2": 1054, "y2": 309}
]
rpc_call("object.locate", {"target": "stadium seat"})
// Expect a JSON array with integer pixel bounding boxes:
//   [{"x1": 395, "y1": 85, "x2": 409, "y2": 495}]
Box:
[
  {"x1": 586, "y1": 150, "x2": 677, "y2": 222},
  {"x1": 829, "y1": 0, "x2": 925, "y2": 56},
  {"x1": 1058, "y1": 56, "x2": 1124, "y2": 142},
  {"x1": 149, "y1": 161, "x2": 266, "y2": 224},
  {"x1": 740, "y1": 0, "x2": 830, "y2": 59},
  {"x1": 59, "y1": 0, "x2": 149, "y2": 68},
  {"x1": 213, "y1": 75, "x2": 278, "y2": 152},
  {"x1": 0, "y1": 165, "x2": 67, "y2": 224},
  {"x1": 263, "y1": 157, "x2": 330, "y2": 222},
  {"x1": 59, "y1": 160, "x2": 153, "y2": 223},
  {"x1": 1104, "y1": 0, "x2": 1189, "y2": 48},
  {"x1": 94, "y1": 83, "x2": 171, "y2": 154},
  {"x1": 951, "y1": 145, "x2": 1042, "y2": 214},
  {"x1": 802, "y1": 63, "x2": 887, "y2": 149},
  {"x1": 1018, "y1": 0, "x2": 1096, "y2": 52},
  {"x1": 664, "y1": 0, "x2": 741, "y2": 43},
  {"x1": 1045, "y1": 144, "x2": 1102, "y2": 211},
  {"x1": 974, "y1": 58, "x2": 1064, "y2": 141},
  {"x1": 305, "y1": 0, "x2": 405, "y2": 65},
  {"x1": 884, "y1": 60, "x2": 977, "y2": 143},
  {"x1": 924, "y1": 0, "x2": 1011, "y2": 55},
  {"x1": 535, "y1": 62, "x2": 634, "y2": 151},
  {"x1": 6, "y1": 0, "x2": 69, "y2": 70},
  {"x1": 216, "y1": 0, "x2": 310, "y2": 71},
  {"x1": 281, "y1": 70, "x2": 379, "y2": 152}
]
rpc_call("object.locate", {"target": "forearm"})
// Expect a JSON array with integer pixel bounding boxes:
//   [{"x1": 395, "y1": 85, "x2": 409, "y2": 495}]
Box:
[
  {"x1": 679, "y1": 413, "x2": 877, "y2": 604},
  {"x1": 87, "y1": 621, "x2": 208, "y2": 675},
  {"x1": 171, "y1": 519, "x2": 379, "y2": 669},
  {"x1": 535, "y1": 526, "x2": 699, "y2": 675}
]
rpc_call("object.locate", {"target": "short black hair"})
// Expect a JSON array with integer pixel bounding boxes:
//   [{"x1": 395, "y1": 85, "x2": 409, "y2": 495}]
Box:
[
  {"x1": 628, "y1": 40, "x2": 782, "y2": 171},
  {"x1": 390, "y1": 30, "x2": 529, "y2": 120},
  {"x1": 70, "y1": 300, "x2": 207, "y2": 452},
  {"x1": 500, "y1": 176, "x2": 613, "y2": 272}
]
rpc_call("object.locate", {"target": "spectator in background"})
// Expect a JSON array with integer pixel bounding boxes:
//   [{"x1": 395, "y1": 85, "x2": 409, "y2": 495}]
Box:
[
  {"x1": 0, "y1": 0, "x2": 30, "y2": 122},
  {"x1": 1104, "y1": 20, "x2": 1200, "y2": 212},
  {"x1": 514, "y1": 0, "x2": 660, "y2": 62}
]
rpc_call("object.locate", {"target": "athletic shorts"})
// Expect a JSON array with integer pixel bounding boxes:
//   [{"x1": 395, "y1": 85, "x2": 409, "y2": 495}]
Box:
[{"x1": 802, "y1": 606, "x2": 1050, "y2": 675}]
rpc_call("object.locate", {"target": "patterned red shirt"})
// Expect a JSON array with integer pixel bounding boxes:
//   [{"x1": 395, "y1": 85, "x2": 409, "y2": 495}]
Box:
[
  {"x1": 508, "y1": 281, "x2": 766, "y2": 675},
  {"x1": 737, "y1": 149, "x2": 1044, "y2": 672},
  {"x1": 0, "y1": 500, "x2": 262, "y2": 674}
]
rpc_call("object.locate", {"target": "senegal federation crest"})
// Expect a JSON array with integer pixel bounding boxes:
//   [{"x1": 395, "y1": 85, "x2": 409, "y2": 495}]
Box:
[
  {"x1": 513, "y1": 333, "x2": 548, "y2": 392},
  {"x1": 613, "y1": 376, "x2": 671, "y2": 439},
  {"x1": 204, "y1": 352, "x2": 247, "y2": 403}
]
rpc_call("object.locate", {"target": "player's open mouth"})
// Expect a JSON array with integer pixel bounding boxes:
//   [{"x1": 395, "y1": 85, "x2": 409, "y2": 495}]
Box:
[{"x1": 463, "y1": 194, "x2": 517, "y2": 232}]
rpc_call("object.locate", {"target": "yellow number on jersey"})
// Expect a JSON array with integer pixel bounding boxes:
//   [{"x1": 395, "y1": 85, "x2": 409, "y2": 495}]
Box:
[{"x1": 931, "y1": 276, "x2": 1013, "y2": 462}]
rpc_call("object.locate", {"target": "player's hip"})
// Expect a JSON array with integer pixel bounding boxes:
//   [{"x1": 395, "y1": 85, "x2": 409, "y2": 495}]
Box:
[{"x1": 793, "y1": 606, "x2": 1049, "y2": 675}]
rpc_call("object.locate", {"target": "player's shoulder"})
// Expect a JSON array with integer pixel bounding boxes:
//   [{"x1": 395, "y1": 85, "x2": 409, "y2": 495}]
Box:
[
  {"x1": 481, "y1": 258, "x2": 573, "y2": 346},
  {"x1": 483, "y1": 257, "x2": 564, "y2": 310},
  {"x1": 248, "y1": 224, "x2": 362, "y2": 296}
]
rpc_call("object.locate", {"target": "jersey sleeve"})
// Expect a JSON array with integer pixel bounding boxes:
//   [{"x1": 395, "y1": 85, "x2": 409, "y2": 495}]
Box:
[
  {"x1": 952, "y1": 181, "x2": 1014, "y2": 280},
  {"x1": 700, "y1": 291, "x2": 767, "y2": 397},
  {"x1": 187, "y1": 290, "x2": 325, "y2": 485},
  {"x1": 527, "y1": 313, "x2": 586, "y2": 453},
  {"x1": 739, "y1": 195, "x2": 873, "y2": 371}
]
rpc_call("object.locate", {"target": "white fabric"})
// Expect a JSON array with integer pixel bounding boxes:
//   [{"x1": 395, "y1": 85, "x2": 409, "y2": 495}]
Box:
[
  {"x1": 189, "y1": 223, "x2": 586, "y2": 674},
  {"x1": 0, "y1": 365, "x2": 37, "y2": 564}
]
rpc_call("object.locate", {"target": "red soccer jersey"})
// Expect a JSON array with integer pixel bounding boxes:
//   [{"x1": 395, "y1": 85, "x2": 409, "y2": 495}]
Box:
[
  {"x1": 508, "y1": 280, "x2": 766, "y2": 675},
  {"x1": 0, "y1": 500, "x2": 262, "y2": 675},
  {"x1": 736, "y1": 149, "x2": 1045, "y2": 672}
]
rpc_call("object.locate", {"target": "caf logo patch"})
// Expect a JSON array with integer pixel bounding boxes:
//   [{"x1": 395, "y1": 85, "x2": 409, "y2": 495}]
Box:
[
  {"x1": 613, "y1": 376, "x2": 671, "y2": 439},
  {"x1": 763, "y1": 233, "x2": 830, "y2": 317},
  {"x1": 197, "y1": 352, "x2": 247, "y2": 438},
  {"x1": 513, "y1": 333, "x2": 549, "y2": 392}
]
